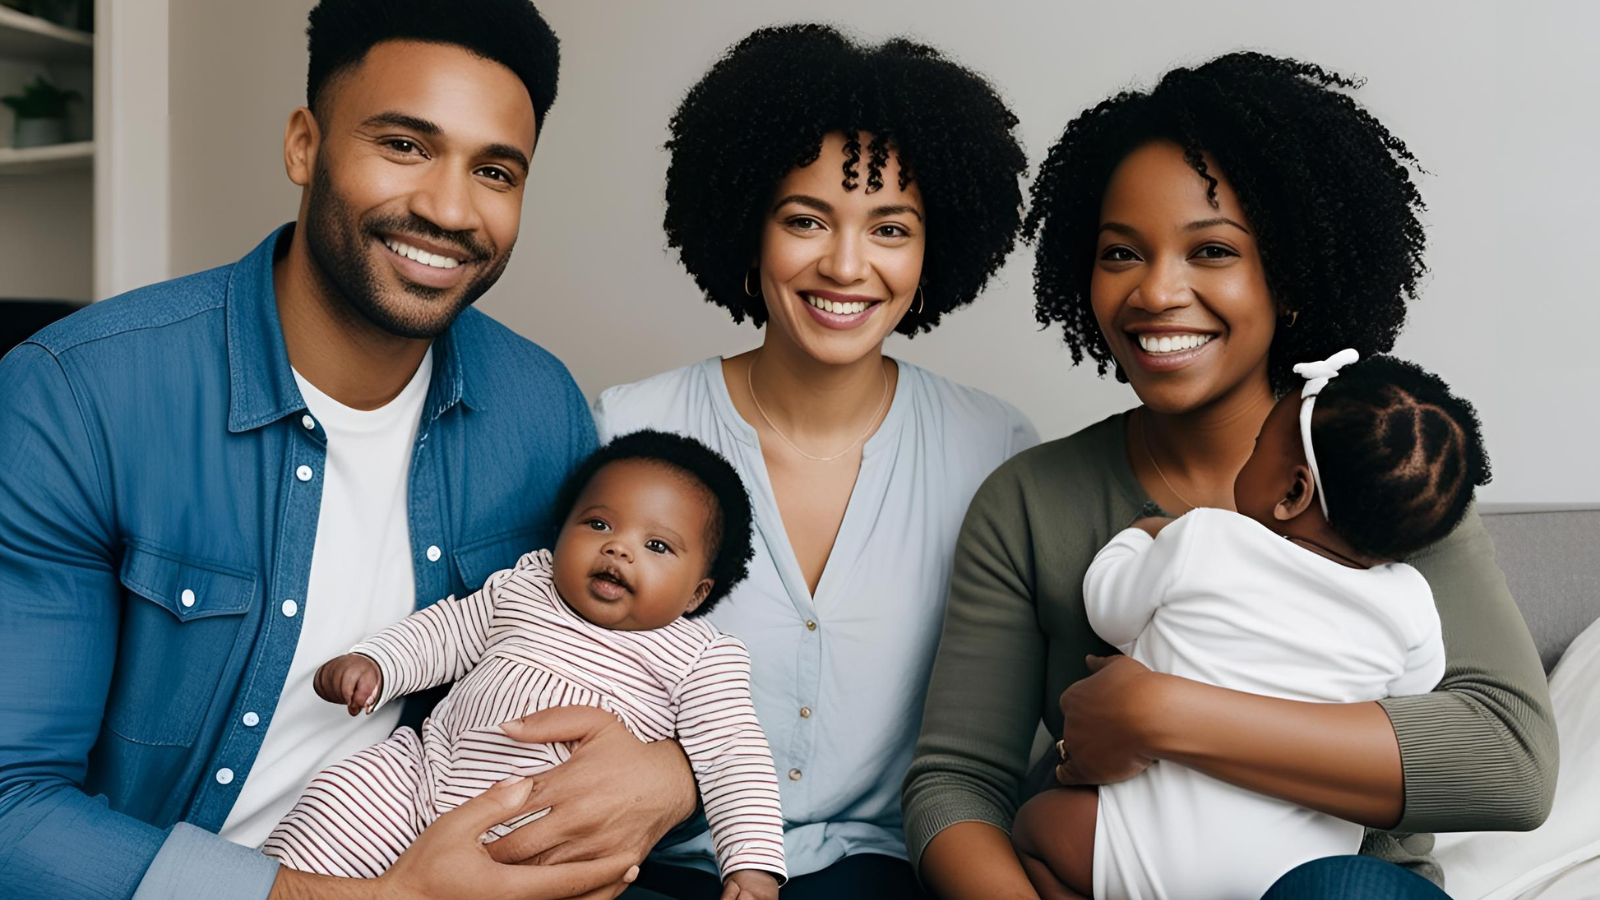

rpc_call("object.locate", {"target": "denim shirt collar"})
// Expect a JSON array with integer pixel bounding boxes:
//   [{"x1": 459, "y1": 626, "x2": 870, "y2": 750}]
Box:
[{"x1": 225, "y1": 224, "x2": 478, "y2": 434}]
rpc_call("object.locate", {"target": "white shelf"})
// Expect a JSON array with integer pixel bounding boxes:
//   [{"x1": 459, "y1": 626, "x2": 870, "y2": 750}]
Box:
[
  {"x1": 0, "y1": 139, "x2": 91, "y2": 175},
  {"x1": 0, "y1": 6, "x2": 92, "y2": 63}
]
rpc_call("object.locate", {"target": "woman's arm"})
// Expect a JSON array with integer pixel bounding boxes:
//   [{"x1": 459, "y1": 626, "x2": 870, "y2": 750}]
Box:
[
  {"x1": 920, "y1": 823, "x2": 1040, "y2": 900},
  {"x1": 1058, "y1": 656, "x2": 1405, "y2": 826},
  {"x1": 1058, "y1": 507, "x2": 1558, "y2": 833},
  {"x1": 901, "y1": 465, "x2": 1051, "y2": 899}
]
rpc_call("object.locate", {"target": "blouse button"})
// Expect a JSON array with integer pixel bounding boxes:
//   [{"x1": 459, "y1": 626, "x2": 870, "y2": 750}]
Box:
[
  {"x1": 788, "y1": 768, "x2": 802, "y2": 781},
  {"x1": 805, "y1": 620, "x2": 817, "y2": 631},
  {"x1": 799, "y1": 707, "x2": 812, "y2": 719}
]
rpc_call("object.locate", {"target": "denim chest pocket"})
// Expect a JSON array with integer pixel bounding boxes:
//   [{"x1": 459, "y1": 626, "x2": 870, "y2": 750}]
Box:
[
  {"x1": 453, "y1": 528, "x2": 542, "y2": 594},
  {"x1": 104, "y1": 543, "x2": 257, "y2": 747}
]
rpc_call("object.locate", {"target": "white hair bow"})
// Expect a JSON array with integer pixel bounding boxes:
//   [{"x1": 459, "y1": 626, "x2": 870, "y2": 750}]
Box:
[{"x1": 1291, "y1": 348, "x2": 1360, "y2": 520}]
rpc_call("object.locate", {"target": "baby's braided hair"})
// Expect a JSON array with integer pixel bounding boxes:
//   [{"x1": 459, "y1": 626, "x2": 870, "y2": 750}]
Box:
[{"x1": 1312, "y1": 356, "x2": 1491, "y2": 559}]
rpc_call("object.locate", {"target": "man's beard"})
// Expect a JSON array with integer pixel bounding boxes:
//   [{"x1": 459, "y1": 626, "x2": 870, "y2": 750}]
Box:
[{"x1": 302, "y1": 164, "x2": 511, "y2": 339}]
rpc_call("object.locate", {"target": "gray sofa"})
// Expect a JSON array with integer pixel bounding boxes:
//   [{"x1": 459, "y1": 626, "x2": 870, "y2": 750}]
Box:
[{"x1": 1479, "y1": 504, "x2": 1600, "y2": 673}]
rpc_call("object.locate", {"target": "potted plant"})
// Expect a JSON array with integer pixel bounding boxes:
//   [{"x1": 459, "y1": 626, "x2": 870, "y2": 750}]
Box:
[{"x1": 1, "y1": 76, "x2": 81, "y2": 148}]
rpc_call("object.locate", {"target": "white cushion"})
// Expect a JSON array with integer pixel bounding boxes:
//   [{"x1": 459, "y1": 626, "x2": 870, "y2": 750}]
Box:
[{"x1": 1434, "y1": 614, "x2": 1600, "y2": 899}]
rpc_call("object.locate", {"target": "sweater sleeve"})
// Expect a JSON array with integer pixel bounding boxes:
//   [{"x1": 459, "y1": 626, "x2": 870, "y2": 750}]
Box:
[
  {"x1": 1379, "y1": 506, "x2": 1558, "y2": 832},
  {"x1": 901, "y1": 462, "x2": 1048, "y2": 871}
]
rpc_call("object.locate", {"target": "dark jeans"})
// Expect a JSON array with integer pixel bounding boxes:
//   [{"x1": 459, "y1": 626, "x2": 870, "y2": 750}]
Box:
[
  {"x1": 1261, "y1": 855, "x2": 1451, "y2": 899},
  {"x1": 623, "y1": 854, "x2": 930, "y2": 900}
]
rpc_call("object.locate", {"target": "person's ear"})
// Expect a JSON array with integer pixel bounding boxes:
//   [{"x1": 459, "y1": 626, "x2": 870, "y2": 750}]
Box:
[
  {"x1": 1275, "y1": 465, "x2": 1318, "y2": 521},
  {"x1": 284, "y1": 107, "x2": 321, "y2": 188},
  {"x1": 685, "y1": 579, "x2": 714, "y2": 614}
]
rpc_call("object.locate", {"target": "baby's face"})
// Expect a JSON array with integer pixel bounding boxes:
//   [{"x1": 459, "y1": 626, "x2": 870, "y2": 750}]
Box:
[
  {"x1": 1232, "y1": 392, "x2": 1309, "y2": 526},
  {"x1": 552, "y1": 460, "x2": 715, "y2": 631}
]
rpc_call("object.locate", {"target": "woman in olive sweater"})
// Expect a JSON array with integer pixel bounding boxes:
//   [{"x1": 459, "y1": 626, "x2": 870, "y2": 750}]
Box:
[{"x1": 902, "y1": 53, "x2": 1556, "y2": 900}]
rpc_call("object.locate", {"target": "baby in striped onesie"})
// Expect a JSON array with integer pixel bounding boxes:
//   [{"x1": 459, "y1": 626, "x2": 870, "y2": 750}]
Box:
[{"x1": 263, "y1": 430, "x2": 786, "y2": 899}]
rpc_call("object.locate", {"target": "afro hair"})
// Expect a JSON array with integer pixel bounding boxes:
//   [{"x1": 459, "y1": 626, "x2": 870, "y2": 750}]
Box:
[
  {"x1": 1026, "y1": 52, "x2": 1428, "y2": 394},
  {"x1": 664, "y1": 24, "x2": 1028, "y2": 336}
]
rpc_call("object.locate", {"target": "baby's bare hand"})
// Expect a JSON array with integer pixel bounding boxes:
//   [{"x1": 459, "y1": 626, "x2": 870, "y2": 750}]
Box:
[
  {"x1": 313, "y1": 653, "x2": 383, "y2": 716},
  {"x1": 721, "y1": 869, "x2": 779, "y2": 900}
]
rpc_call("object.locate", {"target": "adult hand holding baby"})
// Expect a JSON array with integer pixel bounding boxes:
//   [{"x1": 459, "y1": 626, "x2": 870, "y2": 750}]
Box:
[
  {"x1": 487, "y1": 706, "x2": 698, "y2": 873},
  {"x1": 1055, "y1": 654, "x2": 1167, "y2": 787},
  {"x1": 269, "y1": 774, "x2": 639, "y2": 900}
]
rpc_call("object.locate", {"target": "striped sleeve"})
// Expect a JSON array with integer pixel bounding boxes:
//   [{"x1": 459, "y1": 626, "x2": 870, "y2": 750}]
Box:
[
  {"x1": 350, "y1": 568, "x2": 510, "y2": 710},
  {"x1": 673, "y1": 634, "x2": 787, "y2": 882}
]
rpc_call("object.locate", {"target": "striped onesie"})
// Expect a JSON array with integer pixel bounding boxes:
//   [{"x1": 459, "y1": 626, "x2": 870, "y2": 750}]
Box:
[{"x1": 262, "y1": 550, "x2": 786, "y2": 882}]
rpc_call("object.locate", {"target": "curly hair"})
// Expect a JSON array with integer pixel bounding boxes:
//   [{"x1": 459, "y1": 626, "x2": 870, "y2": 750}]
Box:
[
  {"x1": 551, "y1": 430, "x2": 755, "y2": 617},
  {"x1": 306, "y1": 0, "x2": 560, "y2": 130},
  {"x1": 1025, "y1": 52, "x2": 1428, "y2": 393},
  {"x1": 1312, "y1": 356, "x2": 1491, "y2": 559},
  {"x1": 664, "y1": 24, "x2": 1027, "y2": 336}
]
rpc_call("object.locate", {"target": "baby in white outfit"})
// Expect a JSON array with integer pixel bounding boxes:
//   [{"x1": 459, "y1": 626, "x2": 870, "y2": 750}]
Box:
[{"x1": 1013, "y1": 352, "x2": 1493, "y2": 900}]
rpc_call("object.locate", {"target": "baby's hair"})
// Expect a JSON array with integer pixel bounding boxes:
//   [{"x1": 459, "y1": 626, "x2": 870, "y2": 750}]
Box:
[
  {"x1": 1311, "y1": 356, "x2": 1491, "y2": 559},
  {"x1": 551, "y1": 430, "x2": 755, "y2": 617}
]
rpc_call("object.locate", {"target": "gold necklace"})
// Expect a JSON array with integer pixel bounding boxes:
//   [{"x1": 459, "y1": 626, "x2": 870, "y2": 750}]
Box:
[
  {"x1": 747, "y1": 353, "x2": 891, "y2": 462},
  {"x1": 1139, "y1": 409, "x2": 1198, "y2": 512}
]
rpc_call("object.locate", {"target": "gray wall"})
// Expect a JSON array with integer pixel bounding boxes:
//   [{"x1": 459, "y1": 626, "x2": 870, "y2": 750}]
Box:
[{"x1": 166, "y1": 0, "x2": 1600, "y2": 503}]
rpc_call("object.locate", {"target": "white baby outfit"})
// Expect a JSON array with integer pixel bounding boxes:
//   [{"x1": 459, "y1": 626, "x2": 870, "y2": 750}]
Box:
[
  {"x1": 1082, "y1": 508, "x2": 1445, "y2": 900},
  {"x1": 262, "y1": 550, "x2": 786, "y2": 882}
]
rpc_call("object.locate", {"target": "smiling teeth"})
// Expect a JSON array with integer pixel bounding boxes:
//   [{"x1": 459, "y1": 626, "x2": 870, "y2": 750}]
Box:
[
  {"x1": 805, "y1": 295, "x2": 872, "y2": 315},
  {"x1": 384, "y1": 238, "x2": 461, "y2": 269},
  {"x1": 1138, "y1": 333, "x2": 1214, "y2": 354}
]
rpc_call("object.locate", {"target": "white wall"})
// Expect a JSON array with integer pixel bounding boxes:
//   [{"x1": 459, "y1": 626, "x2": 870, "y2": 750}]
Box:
[{"x1": 164, "y1": 0, "x2": 1600, "y2": 502}]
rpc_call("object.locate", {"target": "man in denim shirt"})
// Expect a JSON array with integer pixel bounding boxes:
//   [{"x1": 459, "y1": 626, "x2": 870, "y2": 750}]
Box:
[{"x1": 0, "y1": 2, "x2": 698, "y2": 899}]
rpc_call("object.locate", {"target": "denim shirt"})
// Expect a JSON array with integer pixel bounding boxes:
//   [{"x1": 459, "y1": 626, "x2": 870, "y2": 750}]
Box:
[{"x1": 0, "y1": 226, "x2": 597, "y2": 900}]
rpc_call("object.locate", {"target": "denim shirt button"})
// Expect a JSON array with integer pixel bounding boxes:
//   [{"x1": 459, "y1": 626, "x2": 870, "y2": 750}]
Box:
[
  {"x1": 295, "y1": 465, "x2": 313, "y2": 482},
  {"x1": 242, "y1": 712, "x2": 260, "y2": 727},
  {"x1": 426, "y1": 545, "x2": 442, "y2": 562},
  {"x1": 215, "y1": 768, "x2": 234, "y2": 785},
  {"x1": 180, "y1": 589, "x2": 195, "y2": 608},
  {"x1": 301, "y1": 414, "x2": 315, "y2": 431},
  {"x1": 281, "y1": 599, "x2": 298, "y2": 617}
]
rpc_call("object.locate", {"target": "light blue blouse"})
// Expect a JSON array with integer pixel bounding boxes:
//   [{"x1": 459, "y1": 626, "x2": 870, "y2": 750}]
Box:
[{"x1": 594, "y1": 357, "x2": 1037, "y2": 879}]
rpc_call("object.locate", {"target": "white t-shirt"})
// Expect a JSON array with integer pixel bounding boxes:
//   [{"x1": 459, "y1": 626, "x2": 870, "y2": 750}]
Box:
[
  {"x1": 219, "y1": 349, "x2": 433, "y2": 848},
  {"x1": 1083, "y1": 508, "x2": 1446, "y2": 900}
]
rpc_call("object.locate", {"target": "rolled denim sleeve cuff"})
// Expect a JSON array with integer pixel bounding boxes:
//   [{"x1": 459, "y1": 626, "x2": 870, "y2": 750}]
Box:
[{"x1": 130, "y1": 824, "x2": 280, "y2": 900}]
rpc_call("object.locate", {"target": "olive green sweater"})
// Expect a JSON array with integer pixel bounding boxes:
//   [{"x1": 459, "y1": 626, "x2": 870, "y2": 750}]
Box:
[{"x1": 902, "y1": 413, "x2": 1558, "y2": 886}]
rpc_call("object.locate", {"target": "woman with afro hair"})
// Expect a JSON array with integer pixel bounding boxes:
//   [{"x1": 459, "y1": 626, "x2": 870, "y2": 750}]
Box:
[
  {"x1": 595, "y1": 23, "x2": 1037, "y2": 900},
  {"x1": 905, "y1": 53, "x2": 1556, "y2": 899}
]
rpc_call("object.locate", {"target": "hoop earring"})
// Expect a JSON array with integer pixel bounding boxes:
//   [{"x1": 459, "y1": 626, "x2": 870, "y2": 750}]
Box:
[
  {"x1": 744, "y1": 269, "x2": 760, "y2": 298},
  {"x1": 1287, "y1": 309, "x2": 1299, "y2": 327},
  {"x1": 915, "y1": 285, "x2": 925, "y2": 315}
]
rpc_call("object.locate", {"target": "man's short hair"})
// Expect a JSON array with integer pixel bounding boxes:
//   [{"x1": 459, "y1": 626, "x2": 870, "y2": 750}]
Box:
[{"x1": 305, "y1": 0, "x2": 560, "y2": 129}]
